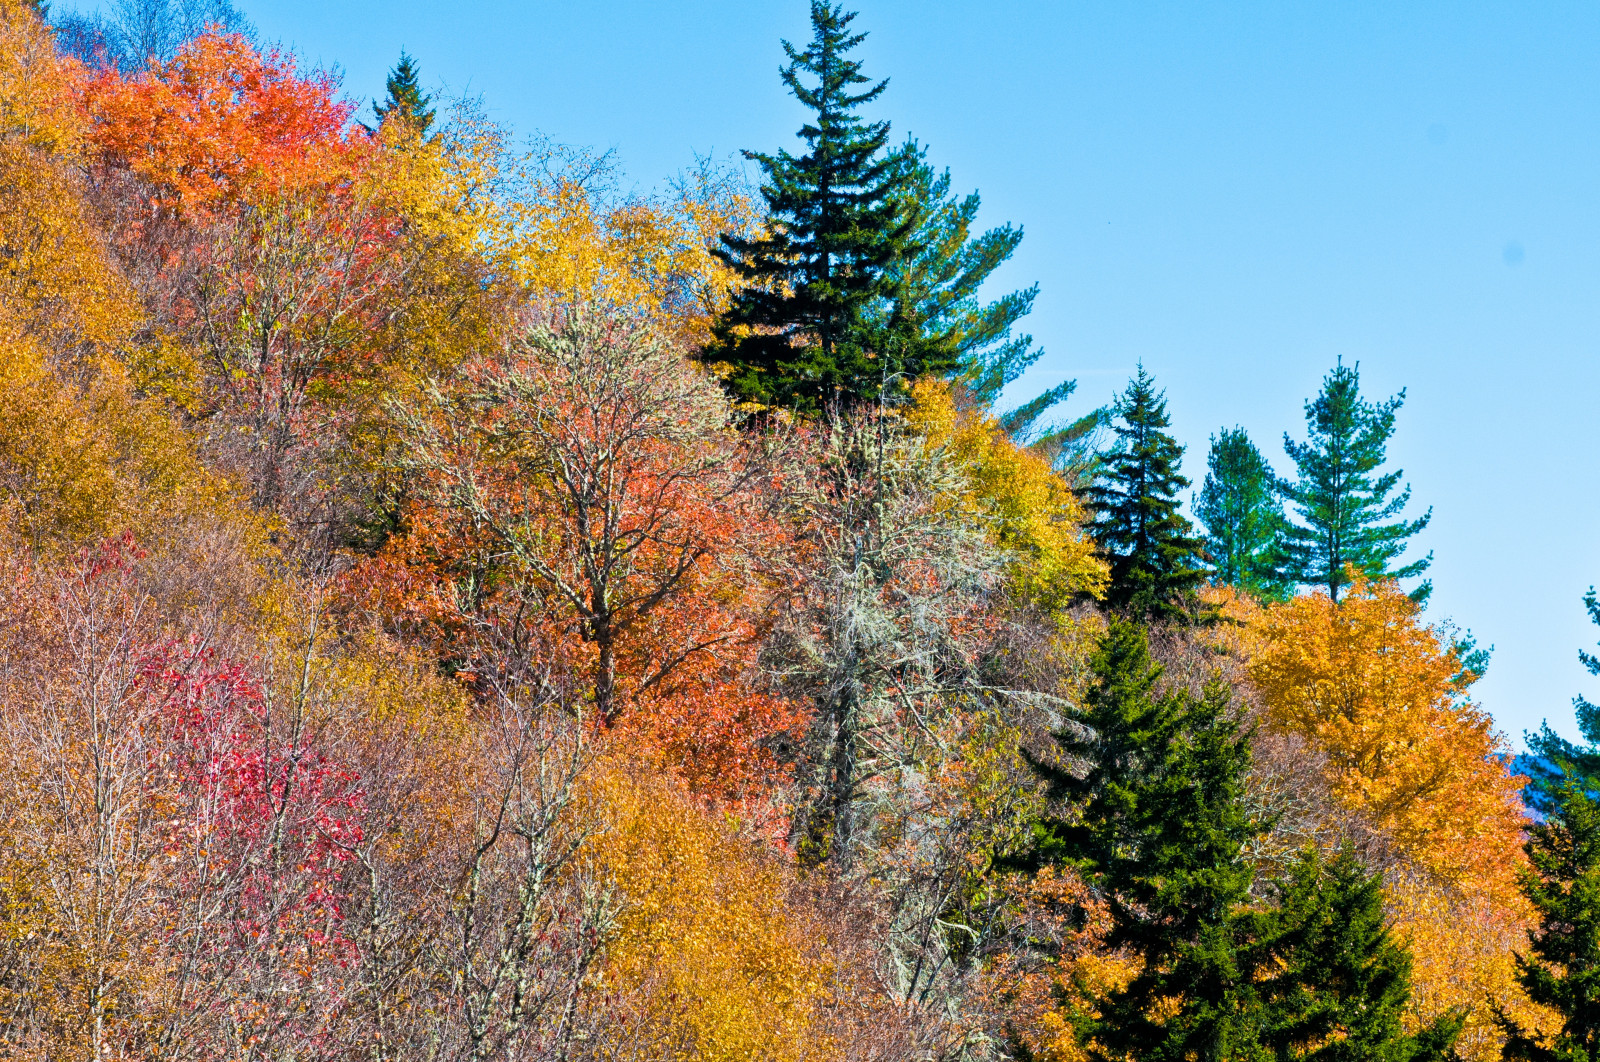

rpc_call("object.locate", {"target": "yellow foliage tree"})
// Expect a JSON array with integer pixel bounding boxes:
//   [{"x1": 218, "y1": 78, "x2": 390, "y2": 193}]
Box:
[
  {"x1": 1245, "y1": 577, "x2": 1527, "y2": 906},
  {"x1": 575, "y1": 758, "x2": 830, "y2": 1061},
  {"x1": 907, "y1": 378, "x2": 1107, "y2": 612},
  {"x1": 1387, "y1": 874, "x2": 1557, "y2": 1062},
  {"x1": 1239, "y1": 576, "x2": 1536, "y2": 1060},
  {"x1": 0, "y1": 1, "x2": 227, "y2": 551}
]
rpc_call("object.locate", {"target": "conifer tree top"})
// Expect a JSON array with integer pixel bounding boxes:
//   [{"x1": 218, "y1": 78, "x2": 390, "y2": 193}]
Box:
[
  {"x1": 1087, "y1": 367, "x2": 1204, "y2": 620},
  {"x1": 705, "y1": 2, "x2": 928, "y2": 413},
  {"x1": 371, "y1": 50, "x2": 435, "y2": 137},
  {"x1": 1279, "y1": 359, "x2": 1431, "y2": 603}
]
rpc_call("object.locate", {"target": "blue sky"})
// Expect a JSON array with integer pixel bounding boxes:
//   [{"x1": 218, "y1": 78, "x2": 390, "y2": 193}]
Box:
[{"x1": 90, "y1": 0, "x2": 1600, "y2": 746}]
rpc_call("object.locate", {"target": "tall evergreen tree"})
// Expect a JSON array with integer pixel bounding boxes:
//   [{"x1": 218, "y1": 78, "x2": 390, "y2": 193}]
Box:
[
  {"x1": 1195, "y1": 427, "x2": 1289, "y2": 600},
  {"x1": 369, "y1": 51, "x2": 435, "y2": 137},
  {"x1": 705, "y1": 2, "x2": 927, "y2": 413},
  {"x1": 1279, "y1": 360, "x2": 1431, "y2": 604},
  {"x1": 1021, "y1": 623, "x2": 1457, "y2": 1061},
  {"x1": 886, "y1": 140, "x2": 1079, "y2": 437},
  {"x1": 1499, "y1": 773, "x2": 1600, "y2": 1062},
  {"x1": 1250, "y1": 849, "x2": 1462, "y2": 1062},
  {"x1": 1023, "y1": 619, "x2": 1261, "y2": 1060},
  {"x1": 1086, "y1": 367, "x2": 1204, "y2": 620}
]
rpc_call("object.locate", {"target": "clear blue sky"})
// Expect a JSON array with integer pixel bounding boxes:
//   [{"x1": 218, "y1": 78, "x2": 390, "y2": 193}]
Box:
[{"x1": 113, "y1": 0, "x2": 1600, "y2": 746}]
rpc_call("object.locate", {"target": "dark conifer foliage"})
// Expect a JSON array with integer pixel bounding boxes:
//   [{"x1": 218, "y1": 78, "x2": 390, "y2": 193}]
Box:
[
  {"x1": 889, "y1": 141, "x2": 1075, "y2": 436},
  {"x1": 1249, "y1": 850, "x2": 1462, "y2": 1062},
  {"x1": 1195, "y1": 427, "x2": 1289, "y2": 600},
  {"x1": 1499, "y1": 774, "x2": 1600, "y2": 1062},
  {"x1": 1279, "y1": 360, "x2": 1431, "y2": 603},
  {"x1": 369, "y1": 50, "x2": 435, "y2": 136},
  {"x1": 705, "y1": 2, "x2": 927, "y2": 413},
  {"x1": 1086, "y1": 367, "x2": 1205, "y2": 620},
  {"x1": 1023, "y1": 618, "x2": 1260, "y2": 1060}
]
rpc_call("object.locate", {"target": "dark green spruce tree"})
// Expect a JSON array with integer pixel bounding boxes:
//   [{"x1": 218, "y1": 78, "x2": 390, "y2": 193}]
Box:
[
  {"x1": 1086, "y1": 367, "x2": 1205, "y2": 620},
  {"x1": 1018, "y1": 621, "x2": 1459, "y2": 1061},
  {"x1": 1279, "y1": 360, "x2": 1431, "y2": 603},
  {"x1": 706, "y1": 2, "x2": 927, "y2": 413},
  {"x1": 368, "y1": 51, "x2": 435, "y2": 137},
  {"x1": 1022, "y1": 619, "x2": 1261, "y2": 1060},
  {"x1": 1498, "y1": 773, "x2": 1600, "y2": 1062},
  {"x1": 1248, "y1": 849, "x2": 1461, "y2": 1062},
  {"x1": 1194, "y1": 427, "x2": 1289, "y2": 600}
]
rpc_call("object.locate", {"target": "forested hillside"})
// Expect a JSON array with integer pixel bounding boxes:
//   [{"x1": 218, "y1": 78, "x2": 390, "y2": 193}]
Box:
[{"x1": 2, "y1": 1, "x2": 1597, "y2": 1059}]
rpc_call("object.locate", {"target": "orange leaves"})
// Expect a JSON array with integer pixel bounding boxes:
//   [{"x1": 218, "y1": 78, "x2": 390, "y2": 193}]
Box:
[
  {"x1": 1245, "y1": 576, "x2": 1529, "y2": 908},
  {"x1": 83, "y1": 32, "x2": 362, "y2": 211},
  {"x1": 349, "y1": 312, "x2": 804, "y2": 807}
]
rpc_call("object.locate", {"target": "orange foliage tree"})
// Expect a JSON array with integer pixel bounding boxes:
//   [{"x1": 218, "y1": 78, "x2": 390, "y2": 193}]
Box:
[
  {"x1": 81, "y1": 33, "x2": 424, "y2": 521},
  {"x1": 83, "y1": 33, "x2": 359, "y2": 211},
  {"x1": 1244, "y1": 576, "x2": 1527, "y2": 906},
  {"x1": 349, "y1": 307, "x2": 801, "y2": 806}
]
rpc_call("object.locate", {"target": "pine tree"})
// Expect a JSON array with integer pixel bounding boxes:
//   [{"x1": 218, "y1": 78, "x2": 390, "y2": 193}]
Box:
[
  {"x1": 1250, "y1": 849, "x2": 1461, "y2": 1062},
  {"x1": 1024, "y1": 619, "x2": 1262, "y2": 1061},
  {"x1": 1086, "y1": 367, "x2": 1204, "y2": 620},
  {"x1": 1195, "y1": 427, "x2": 1289, "y2": 600},
  {"x1": 705, "y1": 2, "x2": 925, "y2": 413},
  {"x1": 887, "y1": 140, "x2": 1079, "y2": 437},
  {"x1": 1279, "y1": 360, "x2": 1431, "y2": 604},
  {"x1": 369, "y1": 51, "x2": 435, "y2": 137},
  {"x1": 1499, "y1": 774, "x2": 1600, "y2": 1062}
]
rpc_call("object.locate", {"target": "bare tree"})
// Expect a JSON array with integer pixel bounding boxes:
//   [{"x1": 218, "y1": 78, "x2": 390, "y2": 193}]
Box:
[{"x1": 54, "y1": 0, "x2": 253, "y2": 71}]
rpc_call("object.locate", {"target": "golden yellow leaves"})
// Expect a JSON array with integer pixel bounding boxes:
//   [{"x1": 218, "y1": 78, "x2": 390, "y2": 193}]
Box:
[
  {"x1": 1245, "y1": 578, "x2": 1527, "y2": 908},
  {"x1": 0, "y1": 0, "x2": 81, "y2": 154},
  {"x1": 907, "y1": 377, "x2": 1108, "y2": 613},
  {"x1": 1231, "y1": 577, "x2": 1537, "y2": 1062},
  {"x1": 577, "y1": 759, "x2": 830, "y2": 1062}
]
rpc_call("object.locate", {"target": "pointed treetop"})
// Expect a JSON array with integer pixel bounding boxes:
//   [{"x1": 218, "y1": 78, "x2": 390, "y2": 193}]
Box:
[
  {"x1": 1086, "y1": 366, "x2": 1206, "y2": 620},
  {"x1": 371, "y1": 50, "x2": 435, "y2": 137},
  {"x1": 1195, "y1": 426, "x2": 1290, "y2": 600},
  {"x1": 705, "y1": 2, "x2": 928, "y2": 412},
  {"x1": 1279, "y1": 358, "x2": 1432, "y2": 604}
]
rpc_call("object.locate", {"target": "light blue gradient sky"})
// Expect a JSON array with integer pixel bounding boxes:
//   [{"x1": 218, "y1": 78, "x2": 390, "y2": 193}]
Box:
[{"x1": 112, "y1": 0, "x2": 1600, "y2": 746}]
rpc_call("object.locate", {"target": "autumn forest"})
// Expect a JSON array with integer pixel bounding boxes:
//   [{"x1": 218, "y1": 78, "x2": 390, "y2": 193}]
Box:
[{"x1": 0, "y1": 0, "x2": 1596, "y2": 1059}]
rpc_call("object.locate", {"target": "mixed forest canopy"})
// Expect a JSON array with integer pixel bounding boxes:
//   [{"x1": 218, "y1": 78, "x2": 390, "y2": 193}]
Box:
[{"x1": 0, "y1": 0, "x2": 1593, "y2": 1059}]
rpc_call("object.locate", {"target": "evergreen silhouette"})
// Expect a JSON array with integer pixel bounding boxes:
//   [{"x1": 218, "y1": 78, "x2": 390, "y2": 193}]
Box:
[
  {"x1": 705, "y1": 2, "x2": 925, "y2": 413},
  {"x1": 1499, "y1": 773, "x2": 1600, "y2": 1062},
  {"x1": 369, "y1": 51, "x2": 435, "y2": 137},
  {"x1": 1086, "y1": 367, "x2": 1204, "y2": 620},
  {"x1": 1195, "y1": 427, "x2": 1290, "y2": 600},
  {"x1": 1022, "y1": 623, "x2": 1456, "y2": 1061},
  {"x1": 888, "y1": 140, "x2": 1081, "y2": 438},
  {"x1": 1023, "y1": 618, "x2": 1260, "y2": 1060},
  {"x1": 1249, "y1": 849, "x2": 1462, "y2": 1062},
  {"x1": 1279, "y1": 360, "x2": 1431, "y2": 603}
]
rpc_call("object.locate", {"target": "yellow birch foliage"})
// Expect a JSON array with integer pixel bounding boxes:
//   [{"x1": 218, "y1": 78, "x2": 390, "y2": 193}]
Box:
[
  {"x1": 0, "y1": 3, "x2": 135, "y2": 358},
  {"x1": 1388, "y1": 874, "x2": 1555, "y2": 1062},
  {"x1": 1245, "y1": 577, "x2": 1528, "y2": 907},
  {"x1": 503, "y1": 151, "x2": 756, "y2": 348},
  {"x1": 0, "y1": 2, "x2": 231, "y2": 550},
  {"x1": 577, "y1": 759, "x2": 829, "y2": 1062},
  {"x1": 907, "y1": 378, "x2": 1107, "y2": 612},
  {"x1": 0, "y1": 0, "x2": 79, "y2": 154}
]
